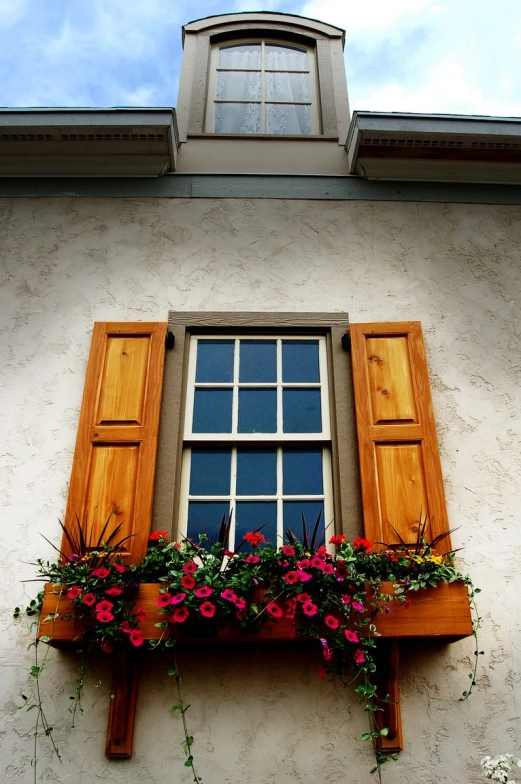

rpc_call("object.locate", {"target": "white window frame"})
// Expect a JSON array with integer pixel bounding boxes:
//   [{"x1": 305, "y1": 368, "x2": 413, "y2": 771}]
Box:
[{"x1": 205, "y1": 39, "x2": 320, "y2": 135}]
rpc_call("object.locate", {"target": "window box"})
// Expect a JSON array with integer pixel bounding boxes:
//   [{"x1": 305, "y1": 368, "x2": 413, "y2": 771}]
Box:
[{"x1": 38, "y1": 580, "x2": 472, "y2": 647}]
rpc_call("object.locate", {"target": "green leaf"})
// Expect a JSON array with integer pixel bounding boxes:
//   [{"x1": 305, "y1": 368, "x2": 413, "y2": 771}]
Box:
[
  {"x1": 167, "y1": 667, "x2": 178, "y2": 676},
  {"x1": 40, "y1": 635, "x2": 51, "y2": 643},
  {"x1": 361, "y1": 732, "x2": 374, "y2": 741},
  {"x1": 379, "y1": 727, "x2": 389, "y2": 736},
  {"x1": 184, "y1": 758, "x2": 194, "y2": 768}
]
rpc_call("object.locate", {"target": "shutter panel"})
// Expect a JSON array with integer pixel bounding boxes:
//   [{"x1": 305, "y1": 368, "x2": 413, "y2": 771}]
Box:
[
  {"x1": 350, "y1": 321, "x2": 452, "y2": 553},
  {"x1": 62, "y1": 322, "x2": 167, "y2": 563}
]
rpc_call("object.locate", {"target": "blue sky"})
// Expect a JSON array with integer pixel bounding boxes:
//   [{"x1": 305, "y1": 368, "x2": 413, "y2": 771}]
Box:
[{"x1": 1, "y1": 0, "x2": 520, "y2": 117}]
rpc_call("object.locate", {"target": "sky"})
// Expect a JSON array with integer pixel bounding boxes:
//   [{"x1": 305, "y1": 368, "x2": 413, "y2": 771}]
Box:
[{"x1": 0, "y1": 0, "x2": 520, "y2": 118}]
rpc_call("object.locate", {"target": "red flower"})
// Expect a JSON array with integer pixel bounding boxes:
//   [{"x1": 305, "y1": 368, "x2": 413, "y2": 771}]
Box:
[
  {"x1": 66, "y1": 586, "x2": 81, "y2": 600},
  {"x1": 120, "y1": 620, "x2": 131, "y2": 633},
  {"x1": 234, "y1": 597, "x2": 246, "y2": 610},
  {"x1": 296, "y1": 592, "x2": 311, "y2": 603},
  {"x1": 245, "y1": 555, "x2": 260, "y2": 564},
  {"x1": 324, "y1": 615, "x2": 340, "y2": 630},
  {"x1": 353, "y1": 537, "x2": 372, "y2": 551},
  {"x1": 302, "y1": 601, "x2": 318, "y2": 616},
  {"x1": 342, "y1": 594, "x2": 352, "y2": 605},
  {"x1": 171, "y1": 607, "x2": 189, "y2": 623},
  {"x1": 194, "y1": 586, "x2": 213, "y2": 598},
  {"x1": 199, "y1": 601, "x2": 216, "y2": 618},
  {"x1": 96, "y1": 599, "x2": 114, "y2": 613},
  {"x1": 296, "y1": 559, "x2": 311, "y2": 569},
  {"x1": 323, "y1": 646, "x2": 333, "y2": 661},
  {"x1": 92, "y1": 567, "x2": 110, "y2": 579},
  {"x1": 282, "y1": 545, "x2": 296, "y2": 556},
  {"x1": 101, "y1": 640, "x2": 114, "y2": 654},
  {"x1": 353, "y1": 649, "x2": 365, "y2": 665},
  {"x1": 221, "y1": 588, "x2": 237, "y2": 602},
  {"x1": 135, "y1": 607, "x2": 147, "y2": 622},
  {"x1": 170, "y1": 592, "x2": 187, "y2": 605},
  {"x1": 183, "y1": 562, "x2": 198, "y2": 574},
  {"x1": 344, "y1": 629, "x2": 359, "y2": 643},
  {"x1": 329, "y1": 534, "x2": 347, "y2": 546},
  {"x1": 180, "y1": 575, "x2": 196, "y2": 590},
  {"x1": 82, "y1": 593, "x2": 96, "y2": 606},
  {"x1": 96, "y1": 610, "x2": 114, "y2": 623},
  {"x1": 236, "y1": 609, "x2": 247, "y2": 621},
  {"x1": 317, "y1": 665, "x2": 327, "y2": 680},
  {"x1": 336, "y1": 560, "x2": 348, "y2": 578},
  {"x1": 148, "y1": 530, "x2": 169, "y2": 542},
  {"x1": 243, "y1": 531, "x2": 266, "y2": 547},
  {"x1": 266, "y1": 603, "x2": 283, "y2": 618},
  {"x1": 317, "y1": 545, "x2": 328, "y2": 556},
  {"x1": 106, "y1": 586, "x2": 123, "y2": 596},
  {"x1": 284, "y1": 571, "x2": 300, "y2": 584},
  {"x1": 322, "y1": 562, "x2": 334, "y2": 575},
  {"x1": 129, "y1": 630, "x2": 144, "y2": 647},
  {"x1": 156, "y1": 592, "x2": 172, "y2": 607},
  {"x1": 113, "y1": 563, "x2": 126, "y2": 574}
]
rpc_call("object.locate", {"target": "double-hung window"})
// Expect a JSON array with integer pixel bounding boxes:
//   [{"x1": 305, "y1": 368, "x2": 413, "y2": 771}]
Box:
[{"x1": 179, "y1": 335, "x2": 333, "y2": 549}]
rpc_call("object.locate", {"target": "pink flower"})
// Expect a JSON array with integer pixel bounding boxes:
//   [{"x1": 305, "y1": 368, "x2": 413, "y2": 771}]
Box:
[
  {"x1": 322, "y1": 563, "x2": 334, "y2": 575},
  {"x1": 221, "y1": 588, "x2": 237, "y2": 602},
  {"x1": 323, "y1": 647, "x2": 334, "y2": 661},
  {"x1": 296, "y1": 559, "x2": 311, "y2": 569},
  {"x1": 344, "y1": 629, "x2": 359, "y2": 643},
  {"x1": 113, "y1": 563, "x2": 126, "y2": 574},
  {"x1": 234, "y1": 597, "x2": 246, "y2": 610},
  {"x1": 296, "y1": 592, "x2": 311, "y2": 603},
  {"x1": 324, "y1": 615, "x2": 340, "y2": 630},
  {"x1": 194, "y1": 585, "x2": 213, "y2": 598},
  {"x1": 135, "y1": 607, "x2": 147, "y2": 623},
  {"x1": 92, "y1": 567, "x2": 110, "y2": 579},
  {"x1": 199, "y1": 601, "x2": 216, "y2": 618},
  {"x1": 282, "y1": 545, "x2": 296, "y2": 556},
  {"x1": 352, "y1": 601, "x2": 365, "y2": 612},
  {"x1": 101, "y1": 640, "x2": 114, "y2": 654},
  {"x1": 96, "y1": 599, "x2": 113, "y2": 613},
  {"x1": 183, "y1": 562, "x2": 198, "y2": 574},
  {"x1": 181, "y1": 575, "x2": 196, "y2": 590},
  {"x1": 171, "y1": 607, "x2": 189, "y2": 623},
  {"x1": 170, "y1": 592, "x2": 187, "y2": 605},
  {"x1": 106, "y1": 586, "x2": 123, "y2": 596},
  {"x1": 353, "y1": 649, "x2": 366, "y2": 665},
  {"x1": 342, "y1": 594, "x2": 352, "y2": 605},
  {"x1": 317, "y1": 665, "x2": 327, "y2": 680},
  {"x1": 302, "y1": 601, "x2": 318, "y2": 616},
  {"x1": 245, "y1": 555, "x2": 260, "y2": 564},
  {"x1": 266, "y1": 603, "x2": 283, "y2": 618},
  {"x1": 157, "y1": 592, "x2": 173, "y2": 607},
  {"x1": 297, "y1": 570, "x2": 312, "y2": 582},
  {"x1": 310, "y1": 555, "x2": 324, "y2": 568},
  {"x1": 129, "y1": 630, "x2": 144, "y2": 647},
  {"x1": 120, "y1": 620, "x2": 131, "y2": 633},
  {"x1": 284, "y1": 571, "x2": 300, "y2": 584},
  {"x1": 96, "y1": 610, "x2": 114, "y2": 623},
  {"x1": 67, "y1": 586, "x2": 81, "y2": 600},
  {"x1": 82, "y1": 593, "x2": 96, "y2": 607}
]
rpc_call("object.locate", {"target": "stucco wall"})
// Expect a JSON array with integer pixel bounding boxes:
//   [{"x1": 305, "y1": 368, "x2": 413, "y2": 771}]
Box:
[{"x1": 1, "y1": 196, "x2": 520, "y2": 783}]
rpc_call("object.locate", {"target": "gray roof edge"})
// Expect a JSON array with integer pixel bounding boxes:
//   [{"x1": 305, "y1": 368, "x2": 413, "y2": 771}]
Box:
[
  {"x1": 0, "y1": 108, "x2": 177, "y2": 128},
  {"x1": 349, "y1": 110, "x2": 521, "y2": 137}
]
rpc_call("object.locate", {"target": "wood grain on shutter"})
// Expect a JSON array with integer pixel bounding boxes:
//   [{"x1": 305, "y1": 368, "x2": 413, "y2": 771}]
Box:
[
  {"x1": 62, "y1": 322, "x2": 167, "y2": 563},
  {"x1": 350, "y1": 322, "x2": 451, "y2": 552}
]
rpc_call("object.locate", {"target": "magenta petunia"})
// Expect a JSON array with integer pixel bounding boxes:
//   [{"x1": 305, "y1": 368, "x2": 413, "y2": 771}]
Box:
[
  {"x1": 92, "y1": 567, "x2": 110, "y2": 579},
  {"x1": 323, "y1": 647, "x2": 333, "y2": 661},
  {"x1": 105, "y1": 586, "x2": 123, "y2": 596},
  {"x1": 353, "y1": 649, "x2": 365, "y2": 664},
  {"x1": 342, "y1": 594, "x2": 352, "y2": 605},
  {"x1": 302, "y1": 601, "x2": 318, "y2": 616},
  {"x1": 310, "y1": 555, "x2": 324, "y2": 568},
  {"x1": 129, "y1": 630, "x2": 144, "y2": 647},
  {"x1": 96, "y1": 610, "x2": 114, "y2": 623},
  {"x1": 221, "y1": 588, "x2": 237, "y2": 601},
  {"x1": 183, "y1": 562, "x2": 198, "y2": 574},
  {"x1": 296, "y1": 592, "x2": 311, "y2": 603},
  {"x1": 156, "y1": 592, "x2": 173, "y2": 607},
  {"x1": 135, "y1": 607, "x2": 147, "y2": 622},
  {"x1": 234, "y1": 597, "x2": 246, "y2": 610},
  {"x1": 180, "y1": 575, "x2": 196, "y2": 590},
  {"x1": 352, "y1": 601, "x2": 365, "y2": 612},
  {"x1": 245, "y1": 555, "x2": 260, "y2": 564},
  {"x1": 171, "y1": 607, "x2": 190, "y2": 623},
  {"x1": 266, "y1": 603, "x2": 284, "y2": 618},
  {"x1": 282, "y1": 545, "x2": 296, "y2": 556},
  {"x1": 96, "y1": 599, "x2": 114, "y2": 613},
  {"x1": 284, "y1": 571, "x2": 300, "y2": 584},
  {"x1": 297, "y1": 570, "x2": 312, "y2": 582},
  {"x1": 82, "y1": 593, "x2": 96, "y2": 607},
  {"x1": 296, "y1": 559, "x2": 311, "y2": 569},
  {"x1": 170, "y1": 592, "x2": 187, "y2": 605},
  {"x1": 322, "y1": 563, "x2": 335, "y2": 575},
  {"x1": 67, "y1": 586, "x2": 81, "y2": 600},
  {"x1": 324, "y1": 615, "x2": 340, "y2": 630},
  {"x1": 194, "y1": 586, "x2": 213, "y2": 598},
  {"x1": 199, "y1": 601, "x2": 216, "y2": 618},
  {"x1": 113, "y1": 563, "x2": 126, "y2": 574},
  {"x1": 344, "y1": 629, "x2": 359, "y2": 643}
]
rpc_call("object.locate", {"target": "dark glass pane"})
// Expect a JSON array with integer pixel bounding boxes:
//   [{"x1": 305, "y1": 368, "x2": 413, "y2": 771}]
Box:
[
  {"x1": 283, "y1": 389, "x2": 321, "y2": 433},
  {"x1": 236, "y1": 449, "x2": 277, "y2": 495},
  {"x1": 195, "y1": 340, "x2": 234, "y2": 382},
  {"x1": 238, "y1": 389, "x2": 276, "y2": 433},
  {"x1": 283, "y1": 501, "x2": 324, "y2": 543},
  {"x1": 187, "y1": 502, "x2": 230, "y2": 549},
  {"x1": 235, "y1": 502, "x2": 277, "y2": 548},
  {"x1": 239, "y1": 340, "x2": 276, "y2": 383},
  {"x1": 193, "y1": 389, "x2": 232, "y2": 433},
  {"x1": 282, "y1": 340, "x2": 320, "y2": 382},
  {"x1": 283, "y1": 449, "x2": 323, "y2": 495},
  {"x1": 189, "y1": 449, "x2": 231, "y2": 496}
]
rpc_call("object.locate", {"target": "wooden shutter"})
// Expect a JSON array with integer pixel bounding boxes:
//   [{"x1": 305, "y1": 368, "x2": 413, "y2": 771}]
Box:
[
  {"x1": 350, "y1": 321, "x2": 451, "y2": 553},
  {"x1": 62, "y1": 322, "x2": 167, "y2": 563}
]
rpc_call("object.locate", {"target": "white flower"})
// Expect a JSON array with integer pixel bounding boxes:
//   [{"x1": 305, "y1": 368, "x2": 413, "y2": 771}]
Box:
[{"x1": 480, "y1": 754, "x2": 521, "y2": 783}]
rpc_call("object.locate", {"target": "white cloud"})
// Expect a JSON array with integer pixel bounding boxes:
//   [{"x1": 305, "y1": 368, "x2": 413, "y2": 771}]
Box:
[{"x1": 301, "y1": 0, "x2": 435, "y2": 33}]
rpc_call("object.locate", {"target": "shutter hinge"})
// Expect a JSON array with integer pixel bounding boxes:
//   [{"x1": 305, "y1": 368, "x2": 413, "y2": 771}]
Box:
[
  {"x1": 341, "y1": 332, "x2": 351, "y2": 352},
  {"x1": 165, "y1": 331, "x2": 175, "y2": 350}
]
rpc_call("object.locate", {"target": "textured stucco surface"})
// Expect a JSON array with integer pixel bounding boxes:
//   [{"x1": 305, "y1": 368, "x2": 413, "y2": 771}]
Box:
[{"x1": 1, "y1": 196, "x2": 520, "y2": 783}]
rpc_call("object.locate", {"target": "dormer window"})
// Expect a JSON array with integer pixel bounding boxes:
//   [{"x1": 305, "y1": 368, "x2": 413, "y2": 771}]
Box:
[{"x1": 206, "y1": 41, "x2": 318, "y2": 135}]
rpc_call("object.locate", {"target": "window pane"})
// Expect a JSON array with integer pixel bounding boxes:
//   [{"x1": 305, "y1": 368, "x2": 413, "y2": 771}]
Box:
[
  {"x1": 266, "y1": 72, "x2": 309, "y2": 102},
  {"x1": 282, "y1": 340, "x2": 320, "y2": 382},
  {"x1": 187, "y1": 501, "x2": 230, "y2": 549},
  {"x1": 236, "y1": 449, "x2": 277, "y2": 495},
  {"x1": 266, "y1": 104, "x2": 311, "y2": 135},
  {"x1": 239, "y1": 340, "x2": 276, "y2": 382},
  {"x1": 235, "y1": 502, "x2": 277, "y2": 548},
  {"x1": 283, "y1": 501, "x2": 324, "y2": 542},
  {"x1": 238, "y1": 389, "x2": 276, "y2": 433},
  {"x1": 218, "y1": 43, "x2": 261, "y2": 68},
  {"x1": 189, "y1": 449, "x2": 231, "y2": 496},
  {"x1": 283, "y1": 389, "x2": 321, "y2": 433},
  {"x1": 196, "y1": 340, "x2": 234, "y2": 382},
  {"x1": 265, "y1": 45, "x2": 307, "y2": 71},
  {"x1": 193, "y1": 389, "x2": 233, "y2": 433},
  {"x1": 215, "y1": 102, "x2": 261, "y2": 134},
  {"x1": 217, "y1": 71, "x2": 261, "y2": 101},
  {"x1": 283, "y1": 449, "x2": 323, "y2": 495}
]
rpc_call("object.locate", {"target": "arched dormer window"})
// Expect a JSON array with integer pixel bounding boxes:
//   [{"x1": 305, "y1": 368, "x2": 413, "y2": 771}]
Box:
[{"x1": 206, "y1": 40, "x2": 319, "y2": 135}]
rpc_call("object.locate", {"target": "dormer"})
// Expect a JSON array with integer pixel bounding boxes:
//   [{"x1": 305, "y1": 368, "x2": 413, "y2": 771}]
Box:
[{"x1": 176, "y1": 12, "x2": 350, "y2": 175}]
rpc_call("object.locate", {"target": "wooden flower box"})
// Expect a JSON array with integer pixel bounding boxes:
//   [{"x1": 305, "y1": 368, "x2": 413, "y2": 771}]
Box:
[{"x1": 37, "y1": 580, "x2": 472, "y2": 647}]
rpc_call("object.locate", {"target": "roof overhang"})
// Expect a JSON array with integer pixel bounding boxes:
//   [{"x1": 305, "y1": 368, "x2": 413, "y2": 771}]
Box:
[
  {"x1": 0, "y1": 109, "x2": 179, "y2": 177},
  {"x1": 346, "y1": 112, "x2": 521, "y2": 184}
]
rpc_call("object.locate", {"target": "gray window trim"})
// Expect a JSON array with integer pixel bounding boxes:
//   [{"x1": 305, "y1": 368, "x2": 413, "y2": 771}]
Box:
[{"x1": 152, "y1": 311, "x2": 363, "y2": 542}]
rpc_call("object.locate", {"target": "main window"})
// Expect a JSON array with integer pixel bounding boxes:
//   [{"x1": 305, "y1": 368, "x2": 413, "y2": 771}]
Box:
[
  {"x1": 206, "y1": 41, "x2": 318, "y2": 135},
  {"x1": 179, "y1": 335, "x2": 333, "y2": 549}
]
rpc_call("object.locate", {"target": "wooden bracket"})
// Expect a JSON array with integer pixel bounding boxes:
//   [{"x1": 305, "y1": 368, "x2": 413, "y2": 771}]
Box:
[
  {"x1": 105, "y1": 647, "x2": 140, "y2": 759},
  {"x1": 376, "y1": 640, "x2": 403, "y2": 753}
]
